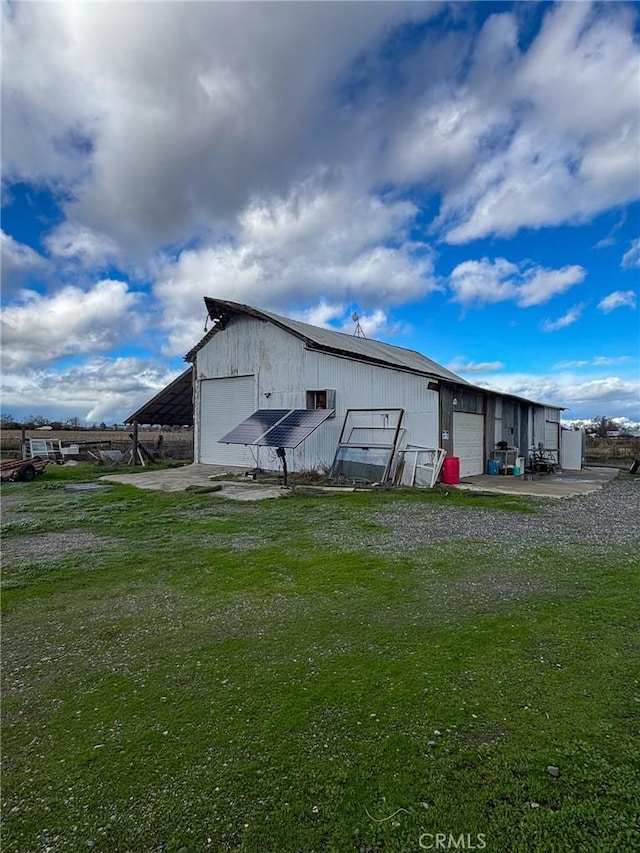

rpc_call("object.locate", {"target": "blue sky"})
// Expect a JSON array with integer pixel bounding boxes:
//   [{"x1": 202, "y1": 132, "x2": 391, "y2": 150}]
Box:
[{"x1": 1, "y1": 1, "x2": 639, "y2": 425}]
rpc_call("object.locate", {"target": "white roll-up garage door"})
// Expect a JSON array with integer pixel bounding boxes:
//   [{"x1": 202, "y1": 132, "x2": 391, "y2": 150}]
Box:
[
  {"x1": 199, "y1": 376, "x2": 256, "y2": 466},
  {"x1": 453, "y1": 412, "x2": 484, "y2": 477}
]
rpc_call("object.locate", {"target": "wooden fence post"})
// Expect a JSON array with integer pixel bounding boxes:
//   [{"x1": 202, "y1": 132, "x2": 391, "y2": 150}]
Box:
[{"x1": 132, "y1": 421, "x2": 139, "y2": 466}]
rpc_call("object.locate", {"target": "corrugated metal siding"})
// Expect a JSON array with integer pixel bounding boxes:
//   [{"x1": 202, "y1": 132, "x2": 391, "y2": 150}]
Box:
[
  {"x1": 517, "y1": 403, "x2": 529, "y2": 460},
  {"x1": 533, "y1": 407, "x2": 546, "y2": 448},
  {"x1": 484, "y1": 395, "x2": 497, "y2": 460},
  {"x1": 527, "y1": 408, "x2": 534, "y2": 454},
  {"x1": 296, "y1": 352, "x2": 439, "y2": 471},
  {"x1": 544, "y1": 407, "x2": 561, "y2": 423},
  {"x1": 195, "y1": 321, "x2": 439, "y2": 472}
]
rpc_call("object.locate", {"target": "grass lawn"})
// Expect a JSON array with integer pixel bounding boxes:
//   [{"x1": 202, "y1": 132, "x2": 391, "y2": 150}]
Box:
[{"x1": 2, "y1": 465, "x2": 639, "y2": 853}]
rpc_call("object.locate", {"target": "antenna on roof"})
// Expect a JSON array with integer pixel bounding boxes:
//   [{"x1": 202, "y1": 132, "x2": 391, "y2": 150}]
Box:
[{"x1": 352, "y1": 311, "x2": 366, "y2": 338}]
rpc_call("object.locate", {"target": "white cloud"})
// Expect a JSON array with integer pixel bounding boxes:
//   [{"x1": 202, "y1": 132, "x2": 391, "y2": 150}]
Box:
[
  {"x1": 1, "y1": 230, "x2": 48, "y2": 291},
  {"x1": 43, "y1": 222, "x2": 120, "y2": 267},
  {"x1": 473, "y1": 371, "x2": 640, "y2": 418},
  {"x1": 448, "y1": 358, "x2": 504, "y2": 373},
  {"x1": 597, "y1": 290, "x2": 637, "y2": 314},
  {"x1": 621, "y1": 238, "x2": 640, "y2": 270},
  {"x1": 291, "y1": 302, "x2": 346, "y2": 329},
  {"x1": 449, "y1": 258, "x2": 518, "y2": 306},
  {"x1": 155, "y1": 181, "x2": 437, "y2": 355},
  {"x1": 610, "y1": 416, "x2": 640, "y2": 433},
  {"x1": 1, "y1": 280, "x2": 140, "y2": 370},
  {"x1": 3, "y1": 1, "x2": 637, "y2": 256},
  {"x1": 553, "y1": 360, "x2": 590, "y2": 370},
  {"x1": 1, "y1": 2, "x2": 437, "y2": 250},
  {"x1": 1, "y1": 356, "x2": 181, "y2": 423},
  {"x1": 593, "y1": 355, "x2": 634, "y2": 366},
  {"x1": 541, "y1": 303, "x2": 586, "y2": 332},
  {"x1": 448, "y1": 257, "x2": 585, "y2": 308},
  {"x1": 517, "y1": 266, "x2": 586, "y2": 308},
  {"x1": 432, "y1": 3, "x2": 640, "y2": 243},
  {"x1": 562, "y1": 377, "x2": 640, "y2": 410},
  {"x1": 554, "y1": 356, "x2": 634, "y2": 369},
  {"x1": 562, "y1": 416, "x2": 640, "y2": 433},
  {"x1": 553, "y1": 355, "x2": 633, "y2": 370}
]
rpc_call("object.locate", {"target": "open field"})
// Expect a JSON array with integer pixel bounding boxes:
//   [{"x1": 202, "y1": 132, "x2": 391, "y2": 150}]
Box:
[
  {"x1": 2, "y1": 465, "x2": 639, "y2": 853},
  {"x1": 585, "y1": 436, "x2": 640, "y2": 468},
  {"x1": 1, "y1": 429, "x2": 193, "y2": 461}
]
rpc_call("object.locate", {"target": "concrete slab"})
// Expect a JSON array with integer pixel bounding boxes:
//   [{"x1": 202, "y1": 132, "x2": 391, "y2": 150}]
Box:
[
  {"x1": 100, "y1": 464, "x2": 289, "y2": 501},
  {"x1": 454, "y1": 466, "x2": 619, "y2": 499},
  {"x1": 101, "y1": 463, "x2": 244, "y2": 491},
  {"x1": 212, "y1": 483, "x2": 288, "y2": 501}
]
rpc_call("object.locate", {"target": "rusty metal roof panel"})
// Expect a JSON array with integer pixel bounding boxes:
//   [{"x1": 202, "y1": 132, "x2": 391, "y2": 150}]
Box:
[
  {"x1": 126, "y1": 368, "x2": 193, "y2": 425},
  {"x1": 190, "y1": 298, "x2": 469, "y2": 384}
]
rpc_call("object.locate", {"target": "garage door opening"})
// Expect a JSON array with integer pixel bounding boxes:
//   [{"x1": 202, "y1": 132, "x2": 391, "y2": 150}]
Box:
[{"x1": 199, "y1": 376, "x2": 256, "y2": 466}]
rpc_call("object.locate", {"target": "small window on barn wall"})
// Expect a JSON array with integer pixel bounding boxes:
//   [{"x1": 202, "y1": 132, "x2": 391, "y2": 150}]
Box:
[{"x1": 306, "y1": 389, "x2": 336, "y2": 417}]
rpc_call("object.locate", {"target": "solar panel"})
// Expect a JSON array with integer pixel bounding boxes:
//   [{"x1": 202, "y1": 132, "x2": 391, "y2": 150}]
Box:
[
  {"x1": 219, "y1": 408, "x2": 334, "y2": 448},
  {"x1": 218, "y1": 410, "x2": 290, "y2": 445},
  {"x1": 253, "y1": 408, "x2": 331, "y2": 447}
]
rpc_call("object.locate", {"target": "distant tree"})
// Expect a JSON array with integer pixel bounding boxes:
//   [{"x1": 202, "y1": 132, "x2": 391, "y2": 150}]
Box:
[
  {"x1": 591, "y1": 416, "x2": 616, "y2": 437},
  {"x1": 66, "y1": 416, "x2": 82, "y2": 429},
  {"x1": 26, "y1": 414, "x2": 48, "y2": 428}
]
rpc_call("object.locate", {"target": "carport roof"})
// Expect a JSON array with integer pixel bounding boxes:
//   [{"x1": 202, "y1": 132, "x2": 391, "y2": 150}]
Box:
[{"x1": 126, "y1": 368, "x2": 193, "y2": 425}]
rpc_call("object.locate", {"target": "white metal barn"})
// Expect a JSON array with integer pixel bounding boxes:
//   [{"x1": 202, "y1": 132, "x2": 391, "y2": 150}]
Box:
[{"x1": 165, "y1": 299, "x2": 566, "y2": 477}]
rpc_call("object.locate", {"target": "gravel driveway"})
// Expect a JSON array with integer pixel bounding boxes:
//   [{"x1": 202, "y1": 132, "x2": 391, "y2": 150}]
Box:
[{"x1": 315, "y1": 476, "x2": 640, "y2": 556}]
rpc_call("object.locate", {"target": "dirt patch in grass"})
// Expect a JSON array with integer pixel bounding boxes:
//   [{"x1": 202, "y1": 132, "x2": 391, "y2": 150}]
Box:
[
  {"x1": 0, "y1": 493, "x2": 33, "y2": 525},
  {"x1": 3, "y1": 530, "x2": 118, "y2": 561}
]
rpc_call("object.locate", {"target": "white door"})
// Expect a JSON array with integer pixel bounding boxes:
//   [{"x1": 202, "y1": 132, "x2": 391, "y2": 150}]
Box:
[
  {"x1": 453, "y1": 412, "x2": 484, "y2": 477},
  {"x1": 561, "y1": 429, "x2": 583, "y2": 471},
  {"x1": 199, "y1": 376, "x2": 256, "y2": 466}
]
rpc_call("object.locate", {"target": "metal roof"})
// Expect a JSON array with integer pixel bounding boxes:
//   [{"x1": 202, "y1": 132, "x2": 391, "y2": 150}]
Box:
[
  {"x1": 126, "y1": 368, "x2": 193, "y2": 425},
  {"x1": 186, "y1": 299, "x2": 469, "y2": 384}
]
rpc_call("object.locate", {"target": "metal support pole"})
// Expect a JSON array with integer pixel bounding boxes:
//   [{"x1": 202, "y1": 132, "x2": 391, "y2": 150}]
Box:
[{"x1": 276, "y1": 446, "x2": 287, "y2": 487}]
